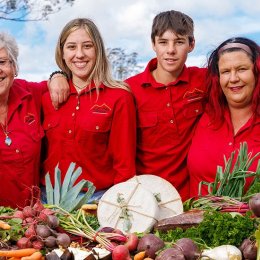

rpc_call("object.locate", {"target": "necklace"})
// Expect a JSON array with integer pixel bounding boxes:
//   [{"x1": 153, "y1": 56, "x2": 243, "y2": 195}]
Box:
[
  {"x1": 73, "y1": 81, "x2": 88, "y2": 90},
  {"x1": 0, "y1": 122, "x2": 12, "y2": 146}
]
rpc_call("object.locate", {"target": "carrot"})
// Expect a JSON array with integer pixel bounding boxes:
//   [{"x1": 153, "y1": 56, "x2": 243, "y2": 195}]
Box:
[
  {"x1": 81, "y1": 204, "x2": 98, "y2": 210},
  {"x1": 21, "y1": 251, "x2": 42, "y2": 260},
  {"x1": 0, "y1": 220, "x2": 11, "y2": 230},
  {"x1": 134, "y1": 251, "x2": 146, "y2": 260},
  {"x1": 0, "y1": 248, "x2": 37, "y2": 257},
  {"x1": 8, "y1": 258, "x2": 21, "y2": 260}
]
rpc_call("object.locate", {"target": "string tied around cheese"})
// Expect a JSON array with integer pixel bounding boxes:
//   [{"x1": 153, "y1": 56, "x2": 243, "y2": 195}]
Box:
[{"x1": 100, "y1": 182, "x2": 158, "y2": 233}]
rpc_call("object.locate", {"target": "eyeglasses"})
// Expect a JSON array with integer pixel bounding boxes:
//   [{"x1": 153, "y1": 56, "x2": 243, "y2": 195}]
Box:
[{"x1": 0, "y1": 59, "x2": 12, "y2": 68}]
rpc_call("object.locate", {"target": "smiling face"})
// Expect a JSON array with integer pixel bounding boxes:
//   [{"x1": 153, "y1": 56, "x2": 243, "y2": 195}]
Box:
[
  {"x1": 0, "y1": 47, "x2": 15, "y2": 97},
  {"x1": 62, "y1": 28, "x2": 96, "y2": 83},
  {"x1": 218, "y1": 50, "x2": 255, "y2": 109},
  {"x1": 152, "y1": 30, "x2": 194, "y2": 82}
]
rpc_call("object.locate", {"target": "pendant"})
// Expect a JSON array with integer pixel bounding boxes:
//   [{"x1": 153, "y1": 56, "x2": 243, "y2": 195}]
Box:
[{"x1": 5, "y1": 135, "x2": 12, "y2": 146}]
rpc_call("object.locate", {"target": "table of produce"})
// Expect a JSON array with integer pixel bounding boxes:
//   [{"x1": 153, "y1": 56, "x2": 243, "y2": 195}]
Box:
[{"x1": 1, "y1": 143, "x2": 260, "y2": 260}]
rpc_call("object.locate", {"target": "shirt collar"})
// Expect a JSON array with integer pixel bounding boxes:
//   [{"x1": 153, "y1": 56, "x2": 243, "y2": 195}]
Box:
[{"x1": 141, "y1": 58, "x2": 189, "y2": 88}]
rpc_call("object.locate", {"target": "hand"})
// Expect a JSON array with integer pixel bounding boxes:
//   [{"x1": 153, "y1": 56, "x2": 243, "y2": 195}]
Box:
[{"x1": 48, "y1": 75, "x2": 70, "y2": 109}]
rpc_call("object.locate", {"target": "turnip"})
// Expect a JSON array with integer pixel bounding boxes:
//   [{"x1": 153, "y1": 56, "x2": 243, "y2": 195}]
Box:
[
  {"x1": 249, "y1": 193, "x2": 260, "y2": 217},
  {"x1": 112, "y1": 244, "x2": 131, "y2": 260},
  {"x1": 125, "y1": 233, "x2": 139, "y2": 252},
  {"x1": 201, "y1": 245, "x2": 242, "y2": 260},
  {"x1": 137, "y1": 233, "x2": 165, "y2": 259},
  {"x1": 56, "y1": 233, "x2": 71, "y2": 248},
  {"x1": 155, "y1": 248, "x2": 185, "y2": 260},
  {"x1": 173, "y1": 238, "x2": 200, "y2": 260}
]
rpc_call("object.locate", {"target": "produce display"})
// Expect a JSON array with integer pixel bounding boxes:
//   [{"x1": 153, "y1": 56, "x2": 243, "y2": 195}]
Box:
[{"x1": 1, "y1": 143, "x2": 260, "y2": 260}]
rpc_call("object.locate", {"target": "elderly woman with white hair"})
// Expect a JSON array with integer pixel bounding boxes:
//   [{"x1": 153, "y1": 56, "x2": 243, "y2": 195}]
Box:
[{"x1": 0, "y1": 32, "x2": 61, "y2": 208}]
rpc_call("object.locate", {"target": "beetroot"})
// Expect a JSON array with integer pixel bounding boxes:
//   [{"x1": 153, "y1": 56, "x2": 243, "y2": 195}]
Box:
[
  {"x1": 56, "y1": 233, "x2": 71, "y2": 248},
  {"x1": 137, "y1": 233, "x2": 165, "y2": 259},
  {"x1": 44, "y1": 236, "x2": 57, "y2": 248},
  {"x1": 112, "y1": 245, "x2": 131, "y2": 260},
  {"x1": 240, "y1": 238, "x2": 257, "y2": 260},
  {"x1": 47, "y1": 215, "x2": 59, "y2": 229},
  {"x1": 36, "y1": 224, "x2": 52, "y2": 238},
  {"x1": 173, "y1": 238, "x2": 200, "y2": 260},
  {"x1": 25, "y1": 225, "x2": 36, "y2": 238},
  {"x1": 249, "y1": 193, "x2": 260, "y2": 217},
  {"x1": 155, "y1": 248, "x2": 185, "y2": 260}
]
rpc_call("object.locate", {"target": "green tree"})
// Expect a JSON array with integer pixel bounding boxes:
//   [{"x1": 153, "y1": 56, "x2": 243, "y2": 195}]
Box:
[{"x1": 0, "y1": 0, "x2": 75, "y2": 21}]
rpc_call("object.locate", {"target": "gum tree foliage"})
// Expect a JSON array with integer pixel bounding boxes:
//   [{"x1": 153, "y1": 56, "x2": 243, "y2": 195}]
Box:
[
  {"x1": 0, "y1": 0, "x2": 75, "y2": 21},
  {"x1": 107, "y1": 47, "x2": 143, "y2": 80}
]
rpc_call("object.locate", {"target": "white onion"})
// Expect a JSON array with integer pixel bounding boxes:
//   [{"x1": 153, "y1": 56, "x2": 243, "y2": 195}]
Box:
[{"x1": 201, "y1": 245, "x2": 242, "y2": 260}]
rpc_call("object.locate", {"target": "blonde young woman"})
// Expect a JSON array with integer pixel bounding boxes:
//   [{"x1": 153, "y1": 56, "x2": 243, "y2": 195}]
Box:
[{"x1": 41, "y1": 18, "x2": 136, "y2": 200}]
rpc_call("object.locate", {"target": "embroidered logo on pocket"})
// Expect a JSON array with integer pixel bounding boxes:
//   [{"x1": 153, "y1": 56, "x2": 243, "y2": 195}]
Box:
[
  {"x1": 90, "y1": 103, "x2": 111, "y2": 114},
  {"x1": 183, "y1": 88, "x2": 204, "y2": 102}
]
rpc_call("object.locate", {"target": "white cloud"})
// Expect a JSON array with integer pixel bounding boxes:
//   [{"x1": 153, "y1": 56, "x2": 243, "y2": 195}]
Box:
[{"x1": 3, "y1": 0, "x2": 260, "y2": 81}]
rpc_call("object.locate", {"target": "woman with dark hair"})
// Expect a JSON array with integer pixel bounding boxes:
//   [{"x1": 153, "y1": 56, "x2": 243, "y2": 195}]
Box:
[{"x1": 188, "y1": 37, "x2": 260, "y2": 197}]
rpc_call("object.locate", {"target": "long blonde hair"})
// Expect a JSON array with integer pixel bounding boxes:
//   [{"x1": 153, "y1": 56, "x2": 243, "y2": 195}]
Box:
[{"x1": 55, "y1": 18, "x2": 129, "y2": 91}]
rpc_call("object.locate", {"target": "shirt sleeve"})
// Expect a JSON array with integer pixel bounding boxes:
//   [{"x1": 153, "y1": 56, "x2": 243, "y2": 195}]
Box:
[{"x1": 109, "y1": 90, "x2": 136, "y2": 183}]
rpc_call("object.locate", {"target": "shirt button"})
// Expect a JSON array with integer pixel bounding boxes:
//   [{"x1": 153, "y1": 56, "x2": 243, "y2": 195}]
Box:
[
  {"x1": 165, "y1": 87, "x2": 168, "y2": 90},
  {"x1": 229, "y1": 142, "x2": 233, "y2": 146},
  {"x1": 48, "y1": 123, "x2": 51, "y2": 127},
  {"x1": 96, "y1": 126, "x2": 100, "y2": 130},
  {"x1": 166, "y1": 102, "x2": 171, "y2": 107},
  {"x1": 16, "y1": 149, "x2": 20, "y2": 153},
  {"x1": 170, "y1": 119, "x2": 174, "y2": 124},
  {"x1": 72, "y1": 113, "x2": 75, "y2": 117},
  {"x1": 68, "y1": 130, "x2": 72, "y2": 134},
  {"x1": 195, "y1": 109, "x2": 199, "y2": 113}
]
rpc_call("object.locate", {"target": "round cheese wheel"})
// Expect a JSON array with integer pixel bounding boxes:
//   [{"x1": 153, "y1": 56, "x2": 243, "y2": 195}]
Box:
[
  {"x1": 97, "y1": 181, "x2": 159, "y2": 233},
  {"x1": 127, "y1": 175, "x2": 183, "y2": 220}
]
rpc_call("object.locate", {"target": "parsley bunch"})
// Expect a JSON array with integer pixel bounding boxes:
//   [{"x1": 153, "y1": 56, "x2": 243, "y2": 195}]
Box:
[{"x1": 157, "y1": 211, "x2": 256, "y2": 249}]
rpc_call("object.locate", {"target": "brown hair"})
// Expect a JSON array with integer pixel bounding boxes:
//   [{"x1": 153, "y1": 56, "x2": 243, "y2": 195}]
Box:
[{"x1": 151, "y1": 10, "x2": 194, "y2": 44}]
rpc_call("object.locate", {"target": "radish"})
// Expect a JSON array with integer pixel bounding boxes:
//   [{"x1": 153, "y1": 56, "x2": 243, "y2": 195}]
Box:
[
  {"x1": 22, "y1": 206, "x2": 36, "y2": 218},
  {"x1": 125, "y1": 233, "x2": 139, "y2": 252},
  {"x1": 112, "y1": 245, "x2": 131, "y2": 260},
  {"x1": 16, "y1": 237, "x2": 32, "y2": 249}
]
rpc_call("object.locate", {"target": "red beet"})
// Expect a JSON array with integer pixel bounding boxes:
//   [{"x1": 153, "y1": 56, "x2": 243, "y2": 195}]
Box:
[
  {"x1": 137, "y1": 234, "x2": 165, "y2": 259},
  {"x1": 249, "y1": 193, "x2": 260, "y2": 217}
]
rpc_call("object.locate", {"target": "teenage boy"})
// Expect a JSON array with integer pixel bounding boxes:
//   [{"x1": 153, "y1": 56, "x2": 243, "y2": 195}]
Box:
[{"x1": 126, "y1": 10, "x2": 207, "y2": 201}]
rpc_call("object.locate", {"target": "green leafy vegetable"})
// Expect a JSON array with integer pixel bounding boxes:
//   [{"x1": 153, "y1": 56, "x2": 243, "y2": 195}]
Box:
[
  {"x1": 45, "y1": 162, "x2": 96, "y2": 212},
  {"x1": 156, "y1": 211, "x2": 256, "y2": 249},
  {"x1": 199, "y1": 142, "x2": 260, "y2": 200}
]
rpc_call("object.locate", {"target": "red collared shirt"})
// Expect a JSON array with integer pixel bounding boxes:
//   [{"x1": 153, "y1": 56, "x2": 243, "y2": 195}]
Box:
[
  {"x1": 41, "y1": 81, "x2": 136, "y2": 191},
  {"x1": 126, "y1": 58, "x2": 207, "y2": 201},
  {"x1": 0, "y1": 79, "x2": 46, "y2": 208},
  {"x1": 188, "y1": 110, "x2": 260, "y2": 198}
]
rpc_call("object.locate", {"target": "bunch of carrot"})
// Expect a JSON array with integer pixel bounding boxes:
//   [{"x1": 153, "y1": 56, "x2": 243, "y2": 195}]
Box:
[{"x1": 0, "y1": 248, "x2": 42, "y2": 260}]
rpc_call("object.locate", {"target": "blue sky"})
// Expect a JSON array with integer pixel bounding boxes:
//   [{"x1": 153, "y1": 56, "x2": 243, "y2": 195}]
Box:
[{"x1": 1, "y1": 0, "x2": 260, "y2": 81}]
